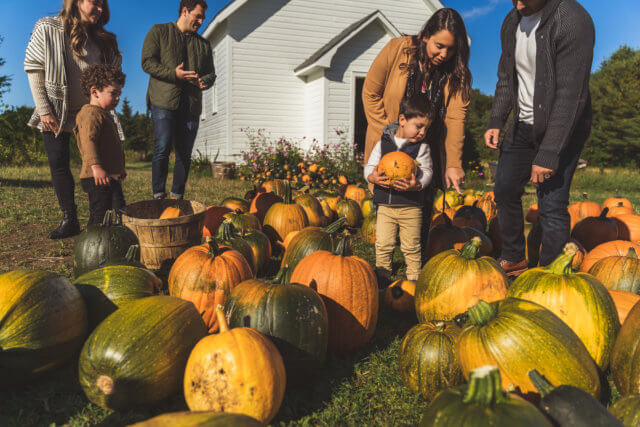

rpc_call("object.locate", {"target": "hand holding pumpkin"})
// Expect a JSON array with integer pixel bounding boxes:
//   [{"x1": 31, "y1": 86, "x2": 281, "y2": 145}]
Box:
[
  {"x1": 392, "y1": 174, "x2": 421, "y2": 192},
  {"x1": 367, "y1": 167, "x2": 390, "y2": 188}
]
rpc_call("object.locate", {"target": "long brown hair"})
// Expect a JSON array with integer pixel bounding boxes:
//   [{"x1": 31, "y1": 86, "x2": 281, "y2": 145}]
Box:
[
  {"x1": 59, "y1": 0, "x2": 120, "y2": 64},
  {"x1": 405, "y1": 8, "x2": 471, "y2": 110}
]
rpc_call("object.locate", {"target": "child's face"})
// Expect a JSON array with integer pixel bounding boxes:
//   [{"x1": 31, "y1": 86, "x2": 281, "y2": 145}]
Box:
[
  {"x1": 91, "y1": 84, "x2": 122, "y2": 111},
  {"x1": 398, "y1": 115, "x2": 430, "y2": 143}
]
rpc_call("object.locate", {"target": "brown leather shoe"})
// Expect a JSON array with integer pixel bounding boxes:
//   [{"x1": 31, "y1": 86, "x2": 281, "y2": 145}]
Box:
[{"x1": 497, "y1": 258, "x2": 528, "y2": 278}]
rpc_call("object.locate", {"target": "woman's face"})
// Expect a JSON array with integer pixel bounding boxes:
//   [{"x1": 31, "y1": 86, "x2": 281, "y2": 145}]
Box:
[
  {"x1": 77, "y1": 0, "x2": 104, "y2": 25},
  {"x1": 422, "y1": 30, "x2": 456, "y2": 67}
]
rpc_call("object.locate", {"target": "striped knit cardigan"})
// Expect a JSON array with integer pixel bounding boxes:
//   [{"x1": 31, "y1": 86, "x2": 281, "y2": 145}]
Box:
[{"x1": 24, "y1": 16, "x2": 124, "y2": 139}]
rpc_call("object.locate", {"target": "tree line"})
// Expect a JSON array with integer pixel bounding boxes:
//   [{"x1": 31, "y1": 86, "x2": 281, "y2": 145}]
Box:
[{"x1": 0, "y1": 44, "x2": 638, "y2": 168}]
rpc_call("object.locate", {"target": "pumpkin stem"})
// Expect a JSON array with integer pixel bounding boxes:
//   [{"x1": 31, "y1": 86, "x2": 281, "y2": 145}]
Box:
[
  {"x1": 215, "y1": 305, "x2": 229, "y2": 333},
  {"x1": 628, "y1": 247, "x2": 638, "y2": 259},
  {"x1": 581, "y1": 192, "x2": 589, "y2": 200},
  {"x1": 219, "y1": 221, "x2": 235, "y2": 243},
  {"x1": 205, "y1": 237, "x2": 220, "y2": 257},
  {"x1": 546, "y1": 242, "x2": 578, "y2": 275},
  {"x1": 460, "y1": 237, "x2": 482, "y2": 260},
  {"x1": 599, "y1": 207, "x2": 610, "y2": 219},
  {"x1": 528, "y1": 369, "x2": 555, "y2": 397},
  {"x1": 433, "y1": 321, "x2": 447, "y2": 332},
  {"x1": 283, "y1": 180, "x2": 292, "y2": 204},
  {"x1": 322, "y1": 217, "x2": 347, "y2": 234},
  {"x1": 463, "y1": 366, "x2": 507, "y2": 405},
  {"x1": 272, "y1": 267, "x2": 290, "y2": 285},
  {"x1": 102, "y1": 210, "x2": 115, "y2": 226},
  {"x1": 467, "y1": 300, "x2": 497, "y2": 326},
  {"x1": 333, "y1": 236, "x2": 349, "y2": 256},
  {"x1": 125, "y1": 245, "x2": 140, "y2": 263}
]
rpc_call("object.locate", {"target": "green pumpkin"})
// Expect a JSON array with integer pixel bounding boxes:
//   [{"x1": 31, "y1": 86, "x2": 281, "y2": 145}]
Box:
[
  {"x1": 281, "y1": 217, "x2": 345, "y2": 281},
  {"x1": 398, "y1": 322, "x2": 464, "y2": 401},
  {"x1": 237, "y1": 228, "x2": 272, "y2": 276},
  {"x1": 361, "y1": 197, "x2": 375, "y2": 218},
  {"x1": 73, "y1": 210, "x2": 139, "y2": 278},
  {"x1": 224, "y1": 268, "x2": 329, "y2": 385},
  {"x1": 612, "y1": 300, "x2": 640, "y2": 396},
  {"x1": 610, "y1": 394, "x2": 640, "y2": 426},
  {"x1": 73, "y1": 264, "x2": 161, "y2": 331},
  {"x1": 361, "y1": 213, "x2": 376, "y2": 245},
  {"x1": 419, "y1": 366, "x2": 551, "y2": 426},
  {"x1": 217, "y1": 222, "x2": 257, "y2": 276},
  {"x1": 457, "y1": 299, "x2": 601, "y2": 398},
  {"x1": 78, "y1": 296, "x2": 207, "y2": 410},
  {"x1": 129, "y1": 411, "x2": 263, "y2": 426},
  {"x1": 221, "y1": 196, "x2": 250, "y2": 213},
  {"x1": 589, "y1": 247, "x2": 640, "y2": 293},
  {"x1": 508, "y1": 242, "x2": 620, "y2": 370},
  {"x1": 336, "y1": 199, "x2": 363, "y2": 228},
  {"x1": 0, "y1": 270, "x2": 88, "y2": 385},
  {"x1": 223, "y1": 209, "x2": 262, "y2": 233}
]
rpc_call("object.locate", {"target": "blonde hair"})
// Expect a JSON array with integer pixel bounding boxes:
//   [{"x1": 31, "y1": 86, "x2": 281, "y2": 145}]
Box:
[{"x1": 58, "y1": 0, "x2": 120, "y2": 64}]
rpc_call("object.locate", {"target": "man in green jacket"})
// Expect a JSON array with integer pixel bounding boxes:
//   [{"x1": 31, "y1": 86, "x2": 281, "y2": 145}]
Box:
[{"x1": 142, "y1": 0, "x2": 215, "y2": 200}]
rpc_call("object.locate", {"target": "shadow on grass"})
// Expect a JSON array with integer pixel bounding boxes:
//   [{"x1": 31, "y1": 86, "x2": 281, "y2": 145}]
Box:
[{"x1": 0, "y1": 178, "x2": 53, "y2": 188}]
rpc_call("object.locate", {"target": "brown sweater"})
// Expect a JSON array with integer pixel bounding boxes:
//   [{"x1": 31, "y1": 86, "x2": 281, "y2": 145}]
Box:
[
  {"x1": 75, "y1": 104, "x2": 125, "y2": 180},
  {"x1": 362, "y1": 36, "x2": 469, "y2": 171}
]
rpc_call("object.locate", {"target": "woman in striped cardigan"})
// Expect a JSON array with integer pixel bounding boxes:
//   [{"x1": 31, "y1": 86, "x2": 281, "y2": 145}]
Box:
[{"x1": 24, "y1": 0, "x2": 121, "y2": 239}]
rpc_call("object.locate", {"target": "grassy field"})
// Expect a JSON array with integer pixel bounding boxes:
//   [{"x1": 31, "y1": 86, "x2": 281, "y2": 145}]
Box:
[{"x1": 0, "y1": 162, "x2": 637, "y2": 426}]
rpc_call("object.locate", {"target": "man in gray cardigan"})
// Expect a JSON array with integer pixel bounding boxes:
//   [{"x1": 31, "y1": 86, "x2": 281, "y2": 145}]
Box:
[
  {"x1": 142, "y1": 0, "x2": 215, "y2": 200},
  {"x1": 484, "y1": 0, "x2": 594, "y2": 276}
]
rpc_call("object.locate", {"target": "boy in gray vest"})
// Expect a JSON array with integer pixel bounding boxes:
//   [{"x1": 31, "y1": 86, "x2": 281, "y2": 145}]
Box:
[{"x1": 365, "y1": 96, "x2": 434, "y2": 286}]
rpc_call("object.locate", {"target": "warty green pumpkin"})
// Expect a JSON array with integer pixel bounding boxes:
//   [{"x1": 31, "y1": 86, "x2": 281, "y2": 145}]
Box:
[
  {"x1": 224, "y1": 268, "x2": 329, "y2": 385},
  {"x1": 415, "y1": 237, "x2": 509, "y2": 322},
  {"x1": 589, "y1": 247, "x2": 640, "y2": 294},
  {"x1": 456, "y1": 299, "x2": 601, "y2": 398},
  {"x1": 398, "y1": 321, "x2": 464, "y2": 401},
  {"x1": 73, "y1": 263, "x2": 161, "y2": 331},
  {"x1": 336, "y1": 198, "x2": 363, "y2": 228},
  {"x1": 360, "y1": 213, "x2": 376, "y2": 245},
  {"x1": 0, "y1": 270, "x2": 88, "y2": 385},
  {"x1": 611, "y1": 301, "x2": 640, "y2": 396},
  {"x1": 78, "y1": 296, "x2": 207, "y2": 411},
  {"x1": 508, "y1": 242, "x2": 620, "y2": 369},
  {"x1": 419, "y1": 366, "x2": 551, "y2": 426}
]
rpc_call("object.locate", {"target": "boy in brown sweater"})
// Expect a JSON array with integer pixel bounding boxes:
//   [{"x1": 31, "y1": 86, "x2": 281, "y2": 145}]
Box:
[{"x1": 75, "y1": 64, "x2": 127, "y2": 226}]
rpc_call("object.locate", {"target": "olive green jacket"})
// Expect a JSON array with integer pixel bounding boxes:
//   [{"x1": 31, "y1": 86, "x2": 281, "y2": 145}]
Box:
[{"x1": 141, "y1": 22, "x2": 215, "y2": 116}]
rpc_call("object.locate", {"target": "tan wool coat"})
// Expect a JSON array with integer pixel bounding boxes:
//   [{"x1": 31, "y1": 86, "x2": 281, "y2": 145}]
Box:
[{"x1": 362, "y1": 36, "x2": 469, "y2": 185}]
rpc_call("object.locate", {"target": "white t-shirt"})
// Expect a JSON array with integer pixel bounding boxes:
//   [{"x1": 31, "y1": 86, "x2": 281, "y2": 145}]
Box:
[{"x1": 515, "y1": 11, "x2": 542, "y2": 125}]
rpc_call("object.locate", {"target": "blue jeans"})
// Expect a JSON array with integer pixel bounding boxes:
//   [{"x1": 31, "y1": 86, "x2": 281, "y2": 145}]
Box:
[
  {"x1": 494, "y1": 122, "x2": 584, "y2": 266},
  {"x1": 151, "y1": 105, "x2": 199, "y2": 198}
]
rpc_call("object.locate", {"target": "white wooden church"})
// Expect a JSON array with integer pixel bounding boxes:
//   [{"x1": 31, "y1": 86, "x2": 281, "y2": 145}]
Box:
[{"x1": 194, "y1": 0, "x2": 446, "y2": 161}]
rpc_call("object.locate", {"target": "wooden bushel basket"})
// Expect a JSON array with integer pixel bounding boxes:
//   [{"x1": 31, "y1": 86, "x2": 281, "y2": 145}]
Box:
[{"x1": 121, "y1": 199, "x2": 206, "y2": 272}]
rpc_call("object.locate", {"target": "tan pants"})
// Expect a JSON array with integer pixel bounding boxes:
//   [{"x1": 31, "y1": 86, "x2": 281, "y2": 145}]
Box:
[{"x1": 375, "y1": 204, "x2": 423, "y2": 281}]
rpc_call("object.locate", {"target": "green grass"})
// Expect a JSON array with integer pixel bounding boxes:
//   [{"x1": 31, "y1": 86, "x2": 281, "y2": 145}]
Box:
[{"x1": 0, "y1": 162, "x2": 637, "y2": 426}]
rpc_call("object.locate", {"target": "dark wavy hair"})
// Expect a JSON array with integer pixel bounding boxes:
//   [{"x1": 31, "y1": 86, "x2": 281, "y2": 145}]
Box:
[
  {"x1": 407, "y1": 8, "x2": 471, "y2": 107},
  {"x1": 179, "y1": 0, "x2": 208, "y2": 16},
  {"x1": 81, "y1": 63, "x2": 126, "y2": 97}
]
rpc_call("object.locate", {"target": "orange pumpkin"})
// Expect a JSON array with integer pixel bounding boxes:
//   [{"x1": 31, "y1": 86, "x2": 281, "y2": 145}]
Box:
[
  {"x1": 384, "y1": 280, "x2": 416, "y2": 313},
  {"x1": 344, "y1": 185, "x2": 368, "y2": 207},
  {"x1": 258, "y1": 179, "x2": 288, "y2": 198},
  {"x1": 221, "y1": 197, "x2": 250, "y2": 213},
  {"x1": 581, "y1": 241, "x2": 640, "y2": 273},
  {"x1": 263, "y1": 181, "x2": 309, "y2": 243},
  {"x1": 568, "y1": 194, "x2": 602, "y2": 229},
  {"x1": 168, "y1": 239, "x2": 253, "y2": 333},
  {"x1": 290, "y1": 238, "x2": 378, "y2": 354},
  {"x1": 481, "y1": 191, "x2": 495, "y2": 201},
  {"x1": 606, "y1": 202, "x2": 635, "y2": 218},
  {"x1": 295, "y1": 194, "x2": 326, "y2": 227},
  {"x1": 603, "y1": 198, "x2": 633, "y2": 211},
  {"x1": 615, "y1": 214, "x2": 640, "y2": 243},
  {"x1": 476, "y1": 197, "x2": 497, "y2": 223},
  {"x1": 249, "y1": 192, "x2": 283, "y2": 223},
  {"x1": 377, "y1": 151, "x2": 417, "y2": 185},
  {"x1": 609, "y1": 290, "x2": 640, "y2": 324},
  {"x1": 159, "y1": 206, "x2": 184, "y2": 219},
  {"x1": 202, "y1": 206, "x2": 232, "y2": 237}
]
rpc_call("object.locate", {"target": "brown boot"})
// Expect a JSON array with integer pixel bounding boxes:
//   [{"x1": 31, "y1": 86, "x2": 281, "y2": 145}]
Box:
[{"x1": 497, "y1": 258, "x2": 528, "y2": 278}]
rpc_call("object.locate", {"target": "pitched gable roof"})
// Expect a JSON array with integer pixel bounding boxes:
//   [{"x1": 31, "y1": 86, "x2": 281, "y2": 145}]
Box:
[{"x1": 293, "y1": 10, "x2": 400, "y2": 77}]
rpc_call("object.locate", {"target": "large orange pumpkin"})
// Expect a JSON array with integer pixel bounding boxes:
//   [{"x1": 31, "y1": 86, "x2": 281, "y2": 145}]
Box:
[
  {"x1": 581, "y1": 241, "x2": 640, "y2": 273},
  {"x1": 202, "y1": 206, "x2": 232, "y2": 237},
  {"x1": 290, "y1": 238, "x2": 378, "y2": 354},
  {"x1": 344, "y1": 185, "x2": 368, "y2": 207},
  {"x1": 615, "y1": 214, "x2": 640, "y2": 243},
  {"x1": 250, "y1": 192, "x2": 283, "y2": 223},
  {"x1": 606, "y1": 202, "x2": 635, "y2": 218},
  {"x1": 603, "y1": 197, "x2": 633, "y2": 211},
  {"x1": 377, "y1": 151, "x2": 417, "y2": 185},
  {"x1": 168, "y1": 239, "x2": 253, "y2": 333},
  {"x1": 609, "y1": 290, "x2": 640, "y2": 324},
  {"x1": 568, "y1": 194, "x2": 602, "y2": 229},
  {"x1": 262, "y1": 181, "x2": 309, "y2": 243}
]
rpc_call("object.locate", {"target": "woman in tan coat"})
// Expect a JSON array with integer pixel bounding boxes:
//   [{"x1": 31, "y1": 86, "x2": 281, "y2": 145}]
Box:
[{"x1": 363, "y1": 8, "x2": 471, "y2": 261}]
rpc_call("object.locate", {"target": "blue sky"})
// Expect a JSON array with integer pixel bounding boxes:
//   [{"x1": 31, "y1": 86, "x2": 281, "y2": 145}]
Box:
[{"x1": 1, "y1": 0, "x2": 639, "y2": 113}]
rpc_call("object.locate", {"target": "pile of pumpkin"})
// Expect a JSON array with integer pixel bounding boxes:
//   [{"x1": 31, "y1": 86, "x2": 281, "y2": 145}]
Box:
[
  {"x1": 0, "y1": 179, "x2": 385, "y2": 425},
  {"x1": 239, "y1": 160, "x2": 353, "y2": 190}
]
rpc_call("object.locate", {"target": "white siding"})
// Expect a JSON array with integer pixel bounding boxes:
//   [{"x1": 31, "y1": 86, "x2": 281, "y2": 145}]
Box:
[
  {"x1": 193, "y1": 29, "x2": 229, "y2": 160},
  {"x1": 303, "y1": 69, "x2": 326, "y2": 149},
  {"x1": 204, "y1": 0, "x2": 438, "y2": 159}
]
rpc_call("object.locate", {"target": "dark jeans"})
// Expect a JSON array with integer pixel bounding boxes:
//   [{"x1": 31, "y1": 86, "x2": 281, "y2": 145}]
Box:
[
  {"x1": 494, "y1": 122, "x2": 584, "y2": 266},
  {"x1": 151, "y1": 105, "x2": 200, "y2": 198},
  {"x1": 81, "y1": 178, "x2": 126, "y2": 226},
  {"x1": 43, "y1": 131, "x2": 76, "y2": 213},
  {"x1": 420, "y1": 186, "x2": 436, "y2": 264}
]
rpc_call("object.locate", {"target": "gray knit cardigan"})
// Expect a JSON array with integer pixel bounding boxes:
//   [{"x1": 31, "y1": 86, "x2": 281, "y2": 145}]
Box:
[
  {"x1": 487, "y1": 0, "x2": 595, "y2": 171},
  {"x1": 24, "y1": 16, "x2": 123, "y2": 139}
]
